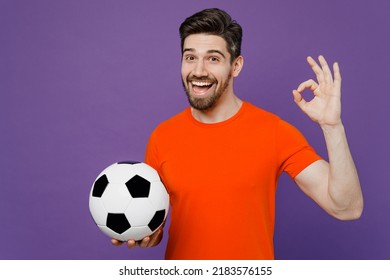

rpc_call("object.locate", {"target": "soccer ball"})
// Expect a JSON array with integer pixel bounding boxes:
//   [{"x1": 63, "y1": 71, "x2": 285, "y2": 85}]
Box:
[{"x1": 89, "y1": 161, "x2": 169, "y2": 241}]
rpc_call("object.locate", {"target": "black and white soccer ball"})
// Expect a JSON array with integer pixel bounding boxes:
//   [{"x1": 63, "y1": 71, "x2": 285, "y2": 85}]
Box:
[{"x1": 89, "y1": 161, "x2": 169, "y2": 241}]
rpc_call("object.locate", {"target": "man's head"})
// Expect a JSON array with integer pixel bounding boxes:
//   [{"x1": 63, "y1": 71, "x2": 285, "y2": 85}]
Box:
[
  {"x1": 179, "y1": 8, "x2": 244, "y2": 111},
  {"x1": 179, "y1": 8, "x2": 242, "y2": 64}
]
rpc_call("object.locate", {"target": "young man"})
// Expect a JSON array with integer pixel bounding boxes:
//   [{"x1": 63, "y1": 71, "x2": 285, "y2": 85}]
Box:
[{"x1": 113, "y1": 8, "x2": 363, "y2": 259}]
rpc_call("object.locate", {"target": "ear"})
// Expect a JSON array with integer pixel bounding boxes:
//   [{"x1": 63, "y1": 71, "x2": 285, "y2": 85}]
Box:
[{"x1": 232, "y1": 55, "x2": 244, "y2": 77}]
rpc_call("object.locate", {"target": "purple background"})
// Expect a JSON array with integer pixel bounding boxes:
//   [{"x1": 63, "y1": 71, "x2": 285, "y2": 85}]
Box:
[{"x1": 1, "y1": 0, "x2": 389, "y2": 260}]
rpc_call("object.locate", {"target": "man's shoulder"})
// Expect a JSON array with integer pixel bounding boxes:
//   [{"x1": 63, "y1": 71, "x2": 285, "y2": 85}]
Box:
[
  {"x1": 151, "y1": 108, "x2": 190, "y2": 134},
  {"x1": 243, "y1": 101, "x2": 281, "y2": 123}
]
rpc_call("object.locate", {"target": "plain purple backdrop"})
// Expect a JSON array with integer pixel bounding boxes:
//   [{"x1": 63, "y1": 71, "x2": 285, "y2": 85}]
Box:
[{"x1": 1, "y1": 0, "x2": 389, "y2": 260}]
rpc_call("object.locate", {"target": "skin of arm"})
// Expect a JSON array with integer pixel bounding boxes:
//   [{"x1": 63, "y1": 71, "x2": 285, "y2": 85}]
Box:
[{"x1": 292, "y1": 55, "x2": 363, "y2": 220}]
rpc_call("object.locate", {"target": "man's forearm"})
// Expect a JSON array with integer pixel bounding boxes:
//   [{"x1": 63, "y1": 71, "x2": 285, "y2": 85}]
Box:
[{"x1": 321, "y1": 122, "x2": 363, "y2": 219}]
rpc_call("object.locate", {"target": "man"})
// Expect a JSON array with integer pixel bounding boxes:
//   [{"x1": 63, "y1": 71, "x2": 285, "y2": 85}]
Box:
[{"x1": 113, "y1": 8, "x2": 363, "y2": 259}]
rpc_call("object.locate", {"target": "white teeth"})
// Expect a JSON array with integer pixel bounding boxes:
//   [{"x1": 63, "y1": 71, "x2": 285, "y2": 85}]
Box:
[{"x1": 191, "y1": 81, "x2": 212, "y2": 87}]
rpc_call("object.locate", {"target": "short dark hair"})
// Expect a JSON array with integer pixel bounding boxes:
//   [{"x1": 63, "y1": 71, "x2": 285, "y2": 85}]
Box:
[{"x1": 179, "y1": 8, "x2": 242, "y2": 63}]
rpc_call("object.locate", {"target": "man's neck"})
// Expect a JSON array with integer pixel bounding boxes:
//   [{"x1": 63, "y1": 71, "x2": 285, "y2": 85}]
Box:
[{"x1": 191, "y1": 95, "x2": 243, "y2": 124}]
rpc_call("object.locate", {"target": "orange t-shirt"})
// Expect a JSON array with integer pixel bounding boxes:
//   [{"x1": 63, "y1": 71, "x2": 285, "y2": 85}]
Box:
[{"x1": 145, "y1": 102, "x2": 321, "y2": 259}]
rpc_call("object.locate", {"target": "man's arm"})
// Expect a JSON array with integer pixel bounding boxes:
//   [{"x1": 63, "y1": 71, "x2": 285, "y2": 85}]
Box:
[{"x1": 292, "y1": 56, "x2": 363, "y2": 220}]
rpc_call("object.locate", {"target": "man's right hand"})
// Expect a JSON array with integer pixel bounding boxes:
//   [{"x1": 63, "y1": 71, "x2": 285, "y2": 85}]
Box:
[{"x1": 111, "y1": 226, "x2": 164, "y2": 249}]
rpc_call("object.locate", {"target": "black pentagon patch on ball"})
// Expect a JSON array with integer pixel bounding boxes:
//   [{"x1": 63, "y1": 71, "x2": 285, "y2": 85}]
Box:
[
  {"x1": 106, "y1": 213, "x2": 131, "y2": 234},
  {"x1": 117, "y1": 161, "x2": 141, "y2": 165},
  {"x1": 92, "y1": 174, "x2": 109, "y2": 198},
  {"x1": 125, "y1": 175, "x2": 150, "y2": 198},
  {"x1": 148, "y1": 210, "x2": 166, "y2": 232}
]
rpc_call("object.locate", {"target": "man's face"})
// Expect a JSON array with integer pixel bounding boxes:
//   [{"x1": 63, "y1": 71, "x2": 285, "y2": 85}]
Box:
[{"x1": 181, "y1": 34, "x2": 235, "y2": 111}]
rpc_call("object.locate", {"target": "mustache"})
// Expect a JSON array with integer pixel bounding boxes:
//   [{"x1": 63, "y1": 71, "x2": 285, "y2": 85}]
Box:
[{"x1": 187, "y1": 76, "x2": 217, "y2": 83}]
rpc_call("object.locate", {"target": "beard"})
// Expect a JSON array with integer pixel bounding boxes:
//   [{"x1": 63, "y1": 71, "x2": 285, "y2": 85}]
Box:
[{"x1": 182, "y1": 74, "x2": 232, "y2": 111}]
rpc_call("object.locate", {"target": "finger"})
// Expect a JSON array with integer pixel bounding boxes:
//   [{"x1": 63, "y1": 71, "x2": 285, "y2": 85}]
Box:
[
  {"x1": 296, "y1": 79, "x2": 319, "y2": 93},
  {"x1": 307, "y1": 56, "x2": 325, "y2": 84},
  {"x1": 126, "y1": 239, "x2": 137, "y2": 249},
  {"x1": 292, "y1": 90, "x2": 307, "y2": 110},
  {"x1": 111, "y1": 239, "x2": 123, "y2": 246},
  {"x1": 318, "y1": 55, "x2": 333, "y2": 83},
  {"x1": 333, "y1": 62, "x2": 342, "y2": 88},
  {"x1": 139, "y1": 236, "x2": 151, "y2": 248}
]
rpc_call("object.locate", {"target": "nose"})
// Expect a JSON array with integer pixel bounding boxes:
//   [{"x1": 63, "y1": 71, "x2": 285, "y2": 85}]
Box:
[{"x1": 193, "y1": 60, "x2": 208, "y2": 77}]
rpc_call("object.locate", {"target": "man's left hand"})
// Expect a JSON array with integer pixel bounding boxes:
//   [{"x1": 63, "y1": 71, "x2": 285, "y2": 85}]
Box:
[{"x1": 293, "y1": 55, "x2": 342, "y2": 128}]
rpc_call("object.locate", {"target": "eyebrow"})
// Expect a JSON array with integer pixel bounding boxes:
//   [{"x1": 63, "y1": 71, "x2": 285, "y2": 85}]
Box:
[{"x1": 183, "y1": 48, "x2": 226, "y2": 59}]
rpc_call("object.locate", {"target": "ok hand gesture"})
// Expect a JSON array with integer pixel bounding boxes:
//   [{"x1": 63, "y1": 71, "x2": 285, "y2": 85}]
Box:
[{"x1": 293, "y1": 55, "x2": 342, "y2": 128}]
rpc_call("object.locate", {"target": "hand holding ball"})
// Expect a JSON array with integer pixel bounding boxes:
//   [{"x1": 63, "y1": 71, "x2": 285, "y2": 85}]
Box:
[{"x1": 89, "y1": 161, "x2": 169, "y2": 242}]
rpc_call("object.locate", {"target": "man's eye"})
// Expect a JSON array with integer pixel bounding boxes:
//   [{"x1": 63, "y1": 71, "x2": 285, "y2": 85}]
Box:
[
  {"x1": 185, "y1": 56, "x2": 195, "y2": 61},
  {"x1": 209, "y1": 57, "x2": 219, "y2": 62}
]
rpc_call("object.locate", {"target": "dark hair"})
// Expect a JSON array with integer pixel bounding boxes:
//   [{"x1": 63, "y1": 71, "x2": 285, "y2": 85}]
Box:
[{"x1": 179, "y1": 8, "x2": 242, "y2": 63}]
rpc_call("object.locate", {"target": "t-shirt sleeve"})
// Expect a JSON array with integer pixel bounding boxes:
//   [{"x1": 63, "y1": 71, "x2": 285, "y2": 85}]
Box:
[
  {"x1": 144, "y1": 129, "x2": 161, "y2": 173},
  {"x1": 276, "y1": 119, "x2": 322, "y2": 179},
  {"x1": 144, "y1": 127, "x2": 171, "y2": 194}
]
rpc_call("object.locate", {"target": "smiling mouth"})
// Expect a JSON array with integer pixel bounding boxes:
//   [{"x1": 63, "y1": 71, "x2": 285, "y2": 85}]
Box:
[{"x1": 190, "y1": 80, "x2": 214, "y2": 96}]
